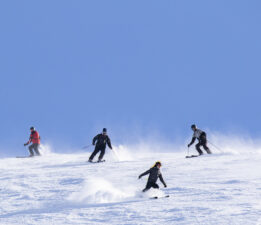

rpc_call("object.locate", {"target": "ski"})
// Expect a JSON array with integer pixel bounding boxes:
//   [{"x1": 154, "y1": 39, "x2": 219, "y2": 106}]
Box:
[
  {"x1": 16, "y1": 156, "x2": 33, "y2": 158},
  {"x1": 150, "y1": 195, "x2": 170, "y2": 199},
  {"x1": 185, "y1": 155, "x2": 199, "y2": 158},
  {"x1": 16, "y1": 155, "x2": 41, "y2": 158},
  {"x1": 87, "y1": 160, "x2": 106, "y2": 163}
]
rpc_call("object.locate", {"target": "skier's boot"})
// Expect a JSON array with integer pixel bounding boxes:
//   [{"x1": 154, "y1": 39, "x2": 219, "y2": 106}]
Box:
[
  {"x1": 29, "y1": 149, "x2": 34, "y2": 157},
  {"x1": 88, "y1": 159, "x2": 93, "y2": 162},
  {"x1": 142, "y1": 187, "x2": 149, "y2": 192},
  {"x1": 35, "y1": 149, "x2": 41, "y2": 156},
  {"x1": 198, "y1": 150, "x2": 203, "y2": 155},
  {"x1": 206, "y1": 148, "x2": 212, "y2": 154}
]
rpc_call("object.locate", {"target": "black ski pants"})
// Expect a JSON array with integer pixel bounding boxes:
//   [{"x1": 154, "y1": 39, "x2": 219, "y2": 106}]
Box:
[
  {"x1": 89, "y1": 146, "x2": 106, "y2": 161},
  {"x1": 196, "y1": 136, "x2": 211, "y2": 155},
  {"x1": 29, "y1": 143, "x2": 41, "y2": 156},
  {"x1": 142, "y1": 181, "x2": 159, "y2": 192}
]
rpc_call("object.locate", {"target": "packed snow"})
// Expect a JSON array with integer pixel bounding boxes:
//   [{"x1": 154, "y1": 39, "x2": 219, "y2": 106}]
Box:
[{"x1": 0, "y1": 142, "x2": 261, "y2": 225}]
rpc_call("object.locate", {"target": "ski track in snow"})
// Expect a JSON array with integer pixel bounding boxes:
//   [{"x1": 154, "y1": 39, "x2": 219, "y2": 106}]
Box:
[{"x1": 0, "y1": 149, "x2": 261, "y2": 225}]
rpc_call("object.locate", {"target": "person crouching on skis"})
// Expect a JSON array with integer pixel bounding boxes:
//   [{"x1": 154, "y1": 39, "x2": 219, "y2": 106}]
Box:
[
  {"x1": 138, "y1": 161, "x2": 167, "y2": 192},
  {"x1": 88, "y1": 128, "x2": 113, "y2": 162},
  {"x1": 188, "y1": 124, "x2": 212, "y2": 155},
  {"x1": 24, "y1": 126, "x2": 41, "y2": 157}
]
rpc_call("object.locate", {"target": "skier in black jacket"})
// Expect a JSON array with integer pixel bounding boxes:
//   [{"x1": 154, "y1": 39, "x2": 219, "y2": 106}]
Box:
[
  {"x1": 138, "y1": 161, "x2": 167, "y2": 192},
  {"x1": 88, "y1": 128, "x2": 112, "y2": 162},
  {"x1": 188, "y1": 124, "x2": 212, "y2": 155}
]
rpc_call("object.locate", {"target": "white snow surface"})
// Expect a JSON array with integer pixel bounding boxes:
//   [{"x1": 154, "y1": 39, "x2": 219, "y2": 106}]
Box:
[{"x1": 1, "y1": 145, "x2": 261, "y2": 225}]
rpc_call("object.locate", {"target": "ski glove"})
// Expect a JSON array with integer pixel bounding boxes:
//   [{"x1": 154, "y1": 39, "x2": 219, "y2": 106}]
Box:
[
  {"x1": 24, "y1": 143, "x2": 28, "y2": 146},
  {"x1": 138, "y1": 175, "x2": 142, "y2": 179},
  {"x1": 187, "y1": 144, "x2": 191, "y2": 148},
  {"x1": 164, "y1": 184, "x2": 167, "y2": 188}
]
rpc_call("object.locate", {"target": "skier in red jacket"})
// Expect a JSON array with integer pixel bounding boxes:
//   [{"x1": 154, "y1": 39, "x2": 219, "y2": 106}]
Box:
[{"x1": 24, "y1": 127, "x2": 41, "y2": 156}]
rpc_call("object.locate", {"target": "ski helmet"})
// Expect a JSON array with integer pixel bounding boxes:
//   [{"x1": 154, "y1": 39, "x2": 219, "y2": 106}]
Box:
[
  {"x1": 30, "y1": 126, "x2": 35, "y2": 130},
  {"x1": 103, "y1": 128, "x2": 107, "y2": 133},
  {"x1": 191, "y1": 124, "x2": 196, "y2": 129}
]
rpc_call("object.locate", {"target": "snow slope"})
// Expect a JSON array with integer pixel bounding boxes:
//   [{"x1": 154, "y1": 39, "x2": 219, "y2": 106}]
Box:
[{"x1": 0, "y1": 146, "x2": 261, "y2": 225}]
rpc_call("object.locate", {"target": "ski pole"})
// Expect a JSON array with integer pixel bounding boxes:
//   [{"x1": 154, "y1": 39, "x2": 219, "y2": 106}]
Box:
[
  {"x1": 208, "y1": 141, "x2": 223, "y2": 153},
  {"x1": 187, "y1": 146, "x2": 190, "y2": 156},
  {"x1": 111, "y1": 148, "x2": 120, "y2": 161}
]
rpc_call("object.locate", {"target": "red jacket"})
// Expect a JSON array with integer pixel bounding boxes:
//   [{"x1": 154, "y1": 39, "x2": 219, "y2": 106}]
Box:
[{"x1": 29, "y1": 131, "x2": 40, "y2": 144}]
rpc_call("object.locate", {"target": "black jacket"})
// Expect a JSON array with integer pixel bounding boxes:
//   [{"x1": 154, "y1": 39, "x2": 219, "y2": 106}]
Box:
[
  {"x1": 93, "y1": 134, "x2": 112, "y2": 149},
  {"x1": 139, "y1": 167, "x2": 166, "y2": 186}
]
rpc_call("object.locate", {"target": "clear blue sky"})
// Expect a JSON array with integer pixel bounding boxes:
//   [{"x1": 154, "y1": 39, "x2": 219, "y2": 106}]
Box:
[{"x1": 0, "y1": 1, "x2": 260, "y2": 154}]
